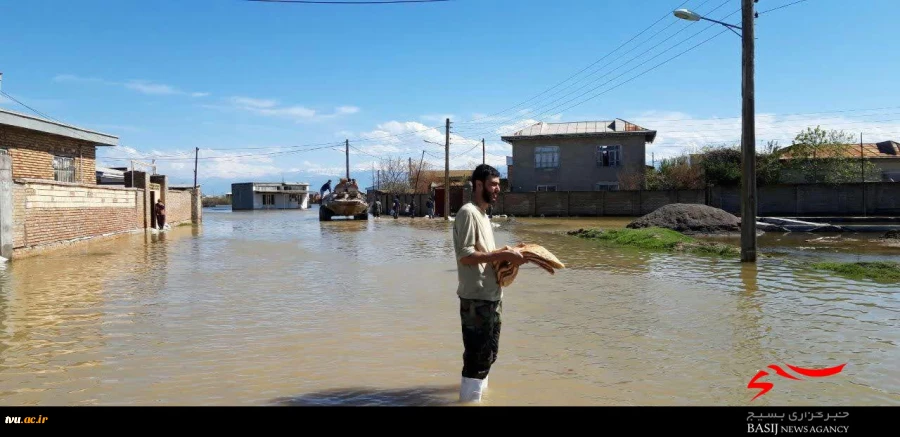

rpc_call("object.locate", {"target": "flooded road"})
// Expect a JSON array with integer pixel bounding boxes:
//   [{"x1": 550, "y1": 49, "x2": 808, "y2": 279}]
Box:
[{"x1": 0, "y1": 206, "x2": 898, "y2": 406}]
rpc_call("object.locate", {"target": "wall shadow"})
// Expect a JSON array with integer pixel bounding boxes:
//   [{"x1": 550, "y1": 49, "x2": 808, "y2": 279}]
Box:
[{"x1": 268, "y1": 384, "x2": 459, "y2": 406}]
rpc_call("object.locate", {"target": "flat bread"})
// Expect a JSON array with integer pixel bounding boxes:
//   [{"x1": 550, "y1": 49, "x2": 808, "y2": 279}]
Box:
[{"x1": 490, "y1": 243, "x2": 564, "y2": 287}]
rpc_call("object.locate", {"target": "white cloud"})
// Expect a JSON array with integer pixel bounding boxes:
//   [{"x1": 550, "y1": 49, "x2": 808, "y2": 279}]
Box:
[
  {"x1": 336, "y1": 106, "x2": 360, "y2": 115},
  {"x1": 630, "y1": 110, "x2": 900, "y2": 161},
  {"x1": 216, "y1": 96, "x2": 359, "y2": 123},
  {"x1": 420, "y1": 114, "x2": 455, "y2": 122},
  {"x1": 53, "y1": 74, "x2": 209, "y2": 98}
]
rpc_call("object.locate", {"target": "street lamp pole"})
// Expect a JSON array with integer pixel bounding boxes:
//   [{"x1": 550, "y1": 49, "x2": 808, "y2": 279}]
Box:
[{"x1": 674, "y1": 1, "x2": 757, "y2": 262}]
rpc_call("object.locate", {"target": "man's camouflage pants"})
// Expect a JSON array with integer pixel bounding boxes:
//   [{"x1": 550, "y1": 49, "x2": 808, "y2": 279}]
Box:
[{"x1": 459, "y1": 297, "x2": 502, "y2": 380}]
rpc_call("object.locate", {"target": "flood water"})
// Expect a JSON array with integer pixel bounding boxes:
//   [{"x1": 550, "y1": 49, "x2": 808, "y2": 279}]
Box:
[{"x1": 0, "y1": 206, "x2": 898, "y2": 406}]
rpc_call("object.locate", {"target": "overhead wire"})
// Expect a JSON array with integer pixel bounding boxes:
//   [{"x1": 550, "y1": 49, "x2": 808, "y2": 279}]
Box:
[
  {"x1": 458, "y1": 0, "x2": 697, "y2": 126},
  {"x1": 454, "y1": 0, "x2": 736, "y2": 137}
]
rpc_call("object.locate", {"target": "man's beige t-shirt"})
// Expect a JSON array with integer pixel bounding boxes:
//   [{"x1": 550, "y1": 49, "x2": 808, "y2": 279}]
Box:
[{"x1": 453, "y1": 202, "x2": 501, "y2": 301}]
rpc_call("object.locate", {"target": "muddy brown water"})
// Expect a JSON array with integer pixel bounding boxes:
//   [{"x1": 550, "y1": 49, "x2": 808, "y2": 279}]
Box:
[{"x1": 0, "y1": 206, "x2": 897, "y2": 406}]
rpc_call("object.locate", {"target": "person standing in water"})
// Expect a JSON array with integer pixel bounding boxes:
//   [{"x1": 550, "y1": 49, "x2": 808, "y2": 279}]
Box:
[{"x1": 452, "y1": 164, "x2": 525, "y2": 403}]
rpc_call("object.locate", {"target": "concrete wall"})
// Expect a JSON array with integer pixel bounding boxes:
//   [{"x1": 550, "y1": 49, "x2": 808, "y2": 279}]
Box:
[
  {"x1": 0, "y1": 124, "x2": 98, "y2": 184},
  {"x1": 507, "y1": 134, "x2": 647, "y2": 192},
  {"x1": 491, "y1": 190, "x2": 706, "y2": 216},
  {"x1": 488, "y1": 183, "x2": 899, "y2": 217},
  {"x1": 709, "y1": 183, "x2": 900, "y2": 216}
]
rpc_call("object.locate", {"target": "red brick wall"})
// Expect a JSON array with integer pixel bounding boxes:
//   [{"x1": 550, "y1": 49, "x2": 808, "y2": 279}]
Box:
[
  {"x1": 166, "y1": 189, "x2": 192, "y2": 224},
  {"x1": 13, "y1": 180, "x2": 145, "y2": 252},
  {"x1": 0, "y1": 124, "x2": 98, "y2": 184}
]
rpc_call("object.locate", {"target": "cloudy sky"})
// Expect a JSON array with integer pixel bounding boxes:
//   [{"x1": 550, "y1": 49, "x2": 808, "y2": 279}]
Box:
[{"x1": 2, "y1": 0, "x2": 899, "y2": 194}]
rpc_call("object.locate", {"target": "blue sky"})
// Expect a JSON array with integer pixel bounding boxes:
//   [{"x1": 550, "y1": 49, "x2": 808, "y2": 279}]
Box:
[{"x1": 2, "y1": 0, "x2": 899, "y2": 195}]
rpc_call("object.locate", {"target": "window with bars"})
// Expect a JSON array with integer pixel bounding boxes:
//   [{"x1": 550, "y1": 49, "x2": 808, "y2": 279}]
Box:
[
  {"x1": 262, "y1": 194, "x2": 275, "y2": 206},
  {"x1": 534, "y1": 146, "x2": 559, "y2": 169},
  {"x1": 536, "y1": 184, "x2": 557, "y2": 192},
  {"x1": 597, "y1": 145, "x2": 621, "y2": 167},
  {"x1": 53, "y1": 156, "x2": 76, "y2": 183}
]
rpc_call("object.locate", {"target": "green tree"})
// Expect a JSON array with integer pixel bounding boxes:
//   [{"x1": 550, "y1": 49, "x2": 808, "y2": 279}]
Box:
[
  {"x1": 646, "y1": 155, "x2": 704, "y2": 190},
  {"x1": 698, "y1": 141, "x2": 782, "y2": 187},
  {"x1": 784, "y1": 127, "x2": 879, "y2": 184}
]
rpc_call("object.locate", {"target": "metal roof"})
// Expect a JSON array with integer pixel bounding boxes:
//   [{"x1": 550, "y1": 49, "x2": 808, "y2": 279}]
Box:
[
  {"x1": 0, "y1": 108, "x2": 118, "y2": 146},
  {"x1": 501, "y1": 118, "x2": 656, "y2": 143},
  {"x1": 779, "y1": 141, "x2": 900, "y2": 159}
]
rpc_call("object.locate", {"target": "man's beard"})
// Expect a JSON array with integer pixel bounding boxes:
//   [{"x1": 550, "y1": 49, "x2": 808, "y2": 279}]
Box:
[{"x1": 480, "y1": 187, "x2": 495, "y2": 205}]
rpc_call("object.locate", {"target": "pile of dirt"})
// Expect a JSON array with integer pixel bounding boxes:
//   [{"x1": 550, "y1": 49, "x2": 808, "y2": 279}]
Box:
[
  {"x1": 626, "y1": 203, "x2": 741, "y2": 234},
  {"x1": 883, "y1": 230, "x2": 900, "y2": 239}
]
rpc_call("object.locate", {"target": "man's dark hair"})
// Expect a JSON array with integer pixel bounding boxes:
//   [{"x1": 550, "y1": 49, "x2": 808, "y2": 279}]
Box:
[{"x1": 470, "y1": 164, "x2": 500, "y2": 188}]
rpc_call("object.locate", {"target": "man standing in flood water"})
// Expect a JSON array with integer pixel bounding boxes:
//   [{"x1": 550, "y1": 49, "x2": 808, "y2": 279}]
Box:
[{"x1": 453, "y1": 164, "x2": 525, "y2": 403}]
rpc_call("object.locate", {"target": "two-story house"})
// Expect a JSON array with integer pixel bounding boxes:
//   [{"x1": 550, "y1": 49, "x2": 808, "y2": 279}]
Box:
[{"x1": 501, "y1": 119, "x2": 656, "y2": 192}]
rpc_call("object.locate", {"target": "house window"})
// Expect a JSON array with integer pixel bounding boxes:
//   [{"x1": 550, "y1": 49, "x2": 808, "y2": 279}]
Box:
[
  {"x1": 262, "y1": 194, "x2": 275, "y2": 205},
  {"x1": 53, "y1": 156, "x2": 76, "y2": 183},
  {"x1": 536, "y1": 184, "x2": 557, "y2": 192},
  {"x1": 597, "y1": 145, "x2": 621, "y2": 167},
  {"x1": 595, "y1": 182, "x2": 619, "y2": 191},
  {"x1": 535, "y1": 146, "x2": 559, "y2": 169}
]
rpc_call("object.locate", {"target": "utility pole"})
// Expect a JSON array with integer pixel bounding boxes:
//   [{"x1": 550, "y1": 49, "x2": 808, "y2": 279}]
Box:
[
  {"x1": 482, "y1": 138, "x2": 485, "y2": 164},
  {"x1": 862, "y1": 133, "x2": 866, "y2": 217},
  {"x1": 345, "y1": 139, "x2": 350, "y2": 180},
  {"x1": 193, "y1": 147, "x2": 199, "y2": 189},
  {"x1": 444, "y1": 118, "x2": 450, "y2": 221},
  {"x1": 414, "y1": 150, "x2": 425, "y2": 193},
  {"x1": 740, "y1": 0, "x2": 757, "y2": 263}
]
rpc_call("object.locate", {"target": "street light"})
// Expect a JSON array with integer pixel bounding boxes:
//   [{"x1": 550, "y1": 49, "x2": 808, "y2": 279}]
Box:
[
  {"x1": 675, "y1": 1, "x2": 757, "y2": 262},
  {"x1": 673, "y1": 8, "x2": 742, "y2": 36}
]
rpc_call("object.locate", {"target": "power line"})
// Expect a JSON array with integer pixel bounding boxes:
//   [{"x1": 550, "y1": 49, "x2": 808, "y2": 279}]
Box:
[
  {"x1": 757, "y1": 0, "x2": 808, "y2": 15},
  {"x1": 521, "y1": 7, "x2": 737, "y2": 125},
  {"x1": 454, "y1": 7, "x2": 738, "y2": 141},
  {"x1": 458, "y1": 0, "x2": 697, "y2": 125},
  {"x1": 454, "y1": 1, "x2": 735, "y2": 137}
]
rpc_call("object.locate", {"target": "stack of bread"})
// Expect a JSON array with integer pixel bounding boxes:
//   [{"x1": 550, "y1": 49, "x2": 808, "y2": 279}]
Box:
[{"x1": 491, "y1": 243, "x2": 565, "y2": 287}]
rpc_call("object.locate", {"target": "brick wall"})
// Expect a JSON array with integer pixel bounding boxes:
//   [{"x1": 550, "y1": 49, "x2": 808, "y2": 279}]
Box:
[
  {"x1": 0, "y1": 124, "x2": 98, "y2": 184},
  {"x1": 166, "y1": 189, "x2": 192, "y2": 224},
  {"x1": 12, "y1": 179, "x2": 145, "y2": 255}
]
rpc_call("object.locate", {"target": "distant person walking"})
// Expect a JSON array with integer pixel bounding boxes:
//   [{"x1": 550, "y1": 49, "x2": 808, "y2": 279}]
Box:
[
  {"x1": 426, "y1": 197, "x2": 435, "y2": 218},
  {"x1": 372, "y1": 199, "x2": 382, "y2": 218},
  {"x1": 155, "y1": 199, "x2": 166, "y2": 230},
  {"x1": 392, "y1": 197, "x2": 400, "y2": 219}
]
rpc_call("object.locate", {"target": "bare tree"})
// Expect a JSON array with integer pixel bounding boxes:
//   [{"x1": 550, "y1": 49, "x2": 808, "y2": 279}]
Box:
[
  {"x1": 617, "y1": 168, "x2": 645, "y2": 190},
  {"x1": 376, "y1": 157, "x2": 411, "y2": 194}
]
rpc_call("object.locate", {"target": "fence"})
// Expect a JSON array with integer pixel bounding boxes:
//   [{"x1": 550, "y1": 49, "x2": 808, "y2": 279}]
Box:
[{"x1": 489, "y1": 182, "x2": 900, "y2": 217}]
